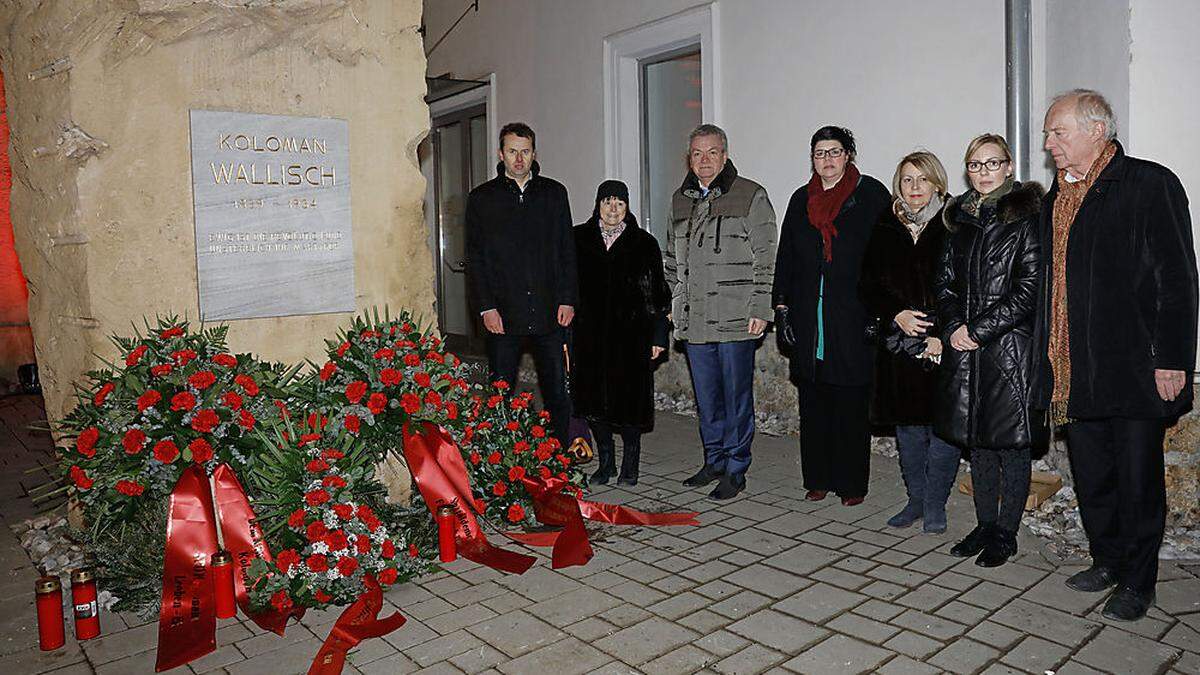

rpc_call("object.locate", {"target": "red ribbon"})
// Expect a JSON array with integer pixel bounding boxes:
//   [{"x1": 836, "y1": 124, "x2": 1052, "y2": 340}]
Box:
[
  {"x1": 155, "y1": 463, "x2": 303, "y2": 671},
  {"x1": 402, "y1": 422, "x2": 536, "y2": 574},
  {"x1": 307, "y1": 576, "x2": 406, "y2": 675}
]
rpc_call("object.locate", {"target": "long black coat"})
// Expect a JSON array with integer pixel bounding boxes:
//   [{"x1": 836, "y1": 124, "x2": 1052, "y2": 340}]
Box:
[
  {"x1": 935, "y1": 182, "x2": 1047, "y2": 450},
  {"x1": 1030, "y1": 144, "x2": 1198, "y2": 419},
  {"x1": 859, "y1": 206, "x2": 948, "y2": 425},
  {"x1": 572, "y1": 220, "x2": 671, "y2": 430},
  {"x1": 465, "y1": 162, "x2": 577, "y2": 336}
]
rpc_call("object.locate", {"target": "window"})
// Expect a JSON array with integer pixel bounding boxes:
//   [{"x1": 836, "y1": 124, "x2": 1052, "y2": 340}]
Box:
[{"x1": 641, "y1": 49, "x2": 702, "y2": 242}]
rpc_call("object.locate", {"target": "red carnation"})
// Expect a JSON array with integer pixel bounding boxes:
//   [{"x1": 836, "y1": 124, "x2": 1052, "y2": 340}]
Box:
[
  {"x1": 191, "y1": 408, "x2": 220, "y2": 433},
  {"x1": 469, "y1": 451, "x2": 481, "y2": 465},
  {"x1": 403, "y1": 353, "x2": 421, "y2": 367},
  {"x1": 276, "y1": 549, "x2": 301, "y2": 573},
  {"x1": 332, "y1": 503, "x2": 354, "y2": 520},
  {"x1": 356, "y1": 504, "x2": 376, "y2": 522},
  {"x1": 336, "y1": 556, "x2": 358, "y2": 577},
  {"x1": 381, "y1": 540, "x2": 396, "y2": 559},
  {"x1": 513, "y1": 441, "x2": 530, "y2": 454},
  {"x1": 493, "y1": 379, "x2": 510, "y2": 391},
  {"x1": 306, "y1": 554, "x2": 329, "y2": 573},
  {"x1": 211, "y1": 353, "x2": 238, "y2": 368},
  {"x1": 319, "y1": 361, "x2": 337, "y2": 381},
  {"x1": 539, "y1": 466, "x2": 552, "y2": 479},
  {"x1": 557, "y1": 454, "x2": 572, "y2": 466},
  {"x1": 508, "y1": 466, "x2": 526, "y2": 481},
  {"x1": 69, "y1": 465, "x2": 94, "y2": 490},
  {"x1": 354, "y1": 535, "x2": 372, "y2": 555},
  {"x1": 288, "y1": 508, "x2": 306, "y2": 529},
  {"x1": 322, "y1": 448, "x2": 345, "y2": 461},
  {"x1": 373, "y1": 347, "x2": 395, "y2": 360},
  {"x1": 234, "y1": 374, "x2": 259, "y2": 396},
  {"x1": 221, "y1": 391, "x2": 243, "y2": 410},
  {"x1": 408, "y1": 543, "x2": 420, "y2": 558},
  {"x1": 136, "y1": 390, "x2": 161, "y2": 412},
  {"x1": 170, "y1": 392, "x2": 196, "y2": 412},
  {"x1": 238, "y1": 409, "x2": 256, "y2": 430},
  {"x1": 125, "y1": 344, "x2": 148, "y2": 366},
  {"x1": 159, "y1": 326, "x2": 184, "y2": 339},
  {"x1": 325, "y1": 530, "x2": 349, "y2": 551},
  {"x1": 343, "y1": 414, "x2": 361, "y2": 434},
  {"x1": 188, "y1": 370, "x2": 216, "y2": 390},
  {"x1": 93, "y1": 382, "x2": 115, "y2": 407},
  {"x1": 505, "y1": 421, "x2": 520, "y2": 432},
  {"x1": 188, "y1": 438, "x2": 214, "y2": 464},
  {"x1": 306, "y1": 459, "x2": 329, "y2": 473},
  {"x1": 305, "y1": 489, "x2": 331, "y2": 507},
  {"x1": 446, "y1": 402, "x2": 459, "y2": 420},
  {"x1": 150, "y1": 364, "x2": 173, "y2": 377},
  {"x1": 336, "y1": 341, "x2": 351, "y2": 357},
  {"x1": 322, "y1": 475, "x2": 347, "y2": 489},
  {"x1": 531, "y1": 425, "x2": 547, "y2": 438},
  {"x1": 306, "y1": 521, "x2": 329, "y2": 542},
  {"x1": 298, "y1": 433, "x2": 322, "y2": 447},
  {"x1": 76, "y1": 427, "x2": 100, "y2": 457},
  {"x1": 344, "y1": 381, "x2": 368, "y2": 404},
  {"x1": 122, "y1": 429, "x2": 148, "y2": 454},
  {"x1": 487, "y1": 452, "x2": 501, "y2": 465},
  {"x1": 171, "y1": 349, "x2": 197, "y2": 366},
  {"x1": 413, "y1": 372, "x2": 431, "y2": 388},
  {"x1": 314, "y1": 590, "x2": 332, "y2": 604},
  {"x1": 380, "y1": 368, "x2": 402, "y2": 386},
  {"x1": 424, "y1": 391, "x2": 442, "y2": 408},
  {"x1": 270, "y1": 589, "x2": 293, "y2": 613},
  {"x1": 378, "y1": 567, "x2": 399, "y2": 585},
  {"x1": 115, "y1": 479, "x2": 145, "y2": 496},
  {"x1": 153, "y1": 439, "x2": 180, "y2": 464},
  {"x1": 400, "y1": 393, "x2": 420, "y2": 414},
  {"x1": 367, "y1": 393, "x2": 387, "y2": 415},
  {"x1": 507, "y1": 503, "x2": 526, "y2": 523},
  {"x1": 492, "y1": 480, "x2": 507, "y2": 497},
  {"x1": 426, "y1": 351, "x2": 444, "y2": 364},
  {"x1": 487, "y1": 395, "x2": 503, "y2": 409}
]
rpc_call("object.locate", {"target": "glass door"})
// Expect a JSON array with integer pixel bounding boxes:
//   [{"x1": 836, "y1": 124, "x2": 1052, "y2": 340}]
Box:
[
  {"x1": 641, "y1": 49, "x2": 702, "y2": 243},
  {"x1": 432, "y1": 104, "x2": 489, "y2": 356}
]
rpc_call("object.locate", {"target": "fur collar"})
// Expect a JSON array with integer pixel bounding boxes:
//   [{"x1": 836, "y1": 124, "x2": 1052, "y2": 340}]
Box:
[{"x1": 944, "y1": 181, "x2": 1044, "y2": 231}]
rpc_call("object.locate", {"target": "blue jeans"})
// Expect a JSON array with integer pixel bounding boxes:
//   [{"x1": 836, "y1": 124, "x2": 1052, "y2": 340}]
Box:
[
  {"x1": 685, "y1": 341, "x2": 756, "y2": 478},
  {"x1": 895, "y1": 425, "x2": 961, "y2": 519}
]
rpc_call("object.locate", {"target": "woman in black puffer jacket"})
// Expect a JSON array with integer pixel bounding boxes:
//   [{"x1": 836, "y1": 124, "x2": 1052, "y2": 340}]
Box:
[{"x1": 934, "y1": 134, "x2": 1046, "y2": 568}]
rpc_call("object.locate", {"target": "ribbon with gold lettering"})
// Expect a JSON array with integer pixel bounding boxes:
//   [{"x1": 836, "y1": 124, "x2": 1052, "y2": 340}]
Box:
[
  {"x1": 155, "y1": 464, "x2": 219, "y2": 672},
  {"x1": 307, "y1": 575, "x2": 406, "y2": 675},
  {"x1": 401, "y1": 422, "x2": 536, "y2": 574}
]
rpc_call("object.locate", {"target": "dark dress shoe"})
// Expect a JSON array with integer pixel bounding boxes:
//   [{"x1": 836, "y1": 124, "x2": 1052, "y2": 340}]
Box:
[
  {"x1": 804, "y1": 490, "x2": 828, "y2": 501},
  {"x1": 975, "y1": 527, "x2": 1017, "y2": 567},
  {"x1": 1101, "y1": 586, "x2": 1155, "y2": 621},
  {"x1": 1066, "y1": 566, "x2": 1118, "y2": 593},
  {"x1": 683, "y1": 464, "x2": 722, "y2": 487},
  {"x1": 708, "y1": 474, "x2": 745, "y2": 501},
  {"x1": 841, "y1": 497, "x2": 864, "y2": 506},
  {"x1": 949, "y1": 523, "x2": 992, "y2": 557}
]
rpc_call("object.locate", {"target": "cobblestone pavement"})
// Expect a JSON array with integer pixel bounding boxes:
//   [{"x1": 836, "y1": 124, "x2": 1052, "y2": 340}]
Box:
[{"x1": 0, "y1": 395, "x2": 1197, "y2": 674}]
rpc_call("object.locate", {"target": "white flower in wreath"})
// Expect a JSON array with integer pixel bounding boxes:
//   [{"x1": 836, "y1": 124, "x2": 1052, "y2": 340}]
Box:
[{"x1": 310, "y1": 541, "x2": 330, "y2": 555}]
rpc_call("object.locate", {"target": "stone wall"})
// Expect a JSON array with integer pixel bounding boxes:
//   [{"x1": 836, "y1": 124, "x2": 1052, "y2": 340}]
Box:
[{"x1": 0, "y1": 0, "x2": 431, "y2": 424}]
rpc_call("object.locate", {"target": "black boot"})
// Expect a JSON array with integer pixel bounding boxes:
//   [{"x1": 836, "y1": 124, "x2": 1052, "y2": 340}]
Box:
[
  {"x1": 683, "y1": 464, "x2": 722, "y2": 487},
  {"x1": 975, "y1": 527, "x2": 1018, "y2": 568},
  {"x1": 617, "y1": 435, "x2": 641, "y2": 486},
  {"x1": 591, "y1": 438, "x2": 616, "y2": 485},
  {"x1": 950, "y1": 523, "x2": 993, "y2": 557}
]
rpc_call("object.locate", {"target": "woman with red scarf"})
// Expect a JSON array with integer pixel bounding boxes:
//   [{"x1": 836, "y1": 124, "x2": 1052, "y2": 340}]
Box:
[{"x1": 772, "y1": 126, "x2": 890, "y2": 505}]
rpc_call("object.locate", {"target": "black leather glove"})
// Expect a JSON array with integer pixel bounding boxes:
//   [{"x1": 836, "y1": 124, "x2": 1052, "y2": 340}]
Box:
[{"x1": 774, "y1": 306, "x2": 796, "y2": 348}]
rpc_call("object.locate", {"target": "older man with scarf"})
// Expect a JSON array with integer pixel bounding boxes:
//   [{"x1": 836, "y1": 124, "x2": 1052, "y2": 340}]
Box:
[
  {"x1": 774, "y1": 126, "x2": 891, "y2": 506},
  {"x1": 1033, "y1": 89, "x2": 1198, "y2": 621}
]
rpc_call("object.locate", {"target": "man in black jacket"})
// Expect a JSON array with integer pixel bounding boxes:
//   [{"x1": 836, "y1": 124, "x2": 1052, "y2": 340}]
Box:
[
  {"x1": 465, "y1": 122, "x2": 577, "y2": 448},
  {"x1": 1034, "y1": 90, "x2": 1198, "y2": 621}
]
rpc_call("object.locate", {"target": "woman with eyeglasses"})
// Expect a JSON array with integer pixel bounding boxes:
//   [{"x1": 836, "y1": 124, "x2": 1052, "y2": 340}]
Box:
[
  {"x1": 772, "y1": 126, "x2": 890, "y2": 506},
  {"x1": 935, "y1": 134, "x2": 1045, "y2": 567}
]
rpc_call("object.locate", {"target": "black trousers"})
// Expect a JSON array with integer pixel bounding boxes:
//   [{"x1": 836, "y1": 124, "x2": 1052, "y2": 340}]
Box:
[
  {"x1": 798, "y1": 380, "x2": 871, "y2": 498},
  {"x1": 1065, "y1": 417, "x2": 1167, "y2": 593},
  {"x1": 968, "y1": 447, "x2": 1030, "y2": 532},
  {"x1": 487, "y1": 331, "x2": 571, "y2": 450}
]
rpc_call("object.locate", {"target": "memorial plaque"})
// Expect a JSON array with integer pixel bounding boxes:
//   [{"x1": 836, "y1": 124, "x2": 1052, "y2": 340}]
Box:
[{"x1": 189, "y1": 109, "x2": 354, "y2": 321}]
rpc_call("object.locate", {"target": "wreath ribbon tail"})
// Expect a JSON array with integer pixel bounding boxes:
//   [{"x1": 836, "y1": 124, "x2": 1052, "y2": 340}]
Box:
[
  {"x1": 155, "y1": 465, "x2": 219, "y2": 672},
  {"x1": 307, "y1": 575, "x2": 405, "y2": 675}
]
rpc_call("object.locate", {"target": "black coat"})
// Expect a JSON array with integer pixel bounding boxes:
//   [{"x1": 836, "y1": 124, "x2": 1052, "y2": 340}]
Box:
[
  {"x1": 571, "y1": 220, "x2": 670, "y2": 430},
  {"x1": 465, "y1": 162, "x2": 577, "y2": 336},
  {"x1": 934, "y1": 182, "x2": 1047, "y2": 450},
  {"x1": 1030, "y1": 144, "x2": 1198, "y2": 419},
  {"x1": 773, "y1": 174, "x2": 891, "y2": 385},
  {"x1": 859, "y1": 206, "x2": 948, "y2": 425}
]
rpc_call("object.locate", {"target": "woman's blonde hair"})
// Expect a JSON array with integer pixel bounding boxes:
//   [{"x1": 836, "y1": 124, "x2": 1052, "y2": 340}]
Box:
[
  {"x1": 963, "y1": 133, "x2": 1012, "y2": 165},
  {"x1": 891, "y1": 151, "x2": 949, "y2": 199}
]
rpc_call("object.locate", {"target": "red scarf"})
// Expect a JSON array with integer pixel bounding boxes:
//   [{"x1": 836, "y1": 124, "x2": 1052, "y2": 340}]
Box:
[{"x1": 806, "y1": 163, "x2": 860, "y2": 262}]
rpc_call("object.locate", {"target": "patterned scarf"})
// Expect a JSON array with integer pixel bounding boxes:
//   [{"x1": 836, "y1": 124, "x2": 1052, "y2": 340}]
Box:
[
  {"x1": 600, "y1": 222, "x2": 625, "y2": 250},
  {"x1": 806, "y1": 163, "x2": 860, "y2": 262},
  {"x1": 1048, "y1": 142, "x2": 1117, "y2": 424},
  {"x1": 894, "y1": 194, "x2": 945, "y2": 243}
]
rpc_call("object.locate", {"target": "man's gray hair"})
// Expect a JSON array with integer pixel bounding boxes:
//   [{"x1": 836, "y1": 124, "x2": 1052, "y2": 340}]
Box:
[
  {"x1": 1052, "y1": 88, "x2": 1118, "y2": 141},
  {"x1": 688, "y1": 123, "x2": 728, "y2": 153}
]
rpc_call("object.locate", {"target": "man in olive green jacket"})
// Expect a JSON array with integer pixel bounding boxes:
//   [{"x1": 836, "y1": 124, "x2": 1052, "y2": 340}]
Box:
[{"x1": 665, "y1": 124, "x2": 776, "y2": 500}]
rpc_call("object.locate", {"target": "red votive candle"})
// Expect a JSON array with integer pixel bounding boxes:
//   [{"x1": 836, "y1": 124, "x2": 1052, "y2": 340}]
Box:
[
  {"x1": 69, "y1": 568, "x2": 100, "y2": 640},
  {"x1": 35, "y1": 576, "x2": 65, "y2": 651},
  {"x1": 212, "y1": 550, "x2": 236, "y2": 619},
  {"x1": 436, "y1": 505, "x2": 457, "y2": 562}
]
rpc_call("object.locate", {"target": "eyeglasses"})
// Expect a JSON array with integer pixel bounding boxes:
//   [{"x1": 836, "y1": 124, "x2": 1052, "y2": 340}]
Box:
[
  {"x1": 966, "y1": 158, "x2": 1010, "y2": 173},
  {"x1": 812, "y1": 148, "x2": 846, "y2": 159}
]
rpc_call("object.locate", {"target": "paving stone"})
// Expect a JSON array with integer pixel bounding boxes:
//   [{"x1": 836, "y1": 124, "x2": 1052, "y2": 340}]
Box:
[
  {"x1": 235, "y1": 622, "x2": 317, "y2": 659},
  {"x1": 882, "y1": 630, "x2": 943, "y2": 659},
  {"x1": 832, "y1": 556, "x2": 876, "y2": 574},
  {"x1": 721, "y1": 550, "x2": 763, "y2": 567},
  {"x1": 496, "y1": 636, "x2": 609, "y2": 675},
  {"x1": 717, "y1": 500, "x2": 787, "y2": 522},
  {"x1": 641, "y1": 644, "x2": 714, "y2": 675},
  {"x1": 756, "y1": 512, "x2": 823, "y2": 537},
  {"x1": 951, "y1": 558, "x2": 1048, "y2": 590},
  {"x1": 1162, "y1": 620, "x2": 1200, "y2": 654},
  {"x1": 694, "y1": 630, "x2": 750, "y2": 657},
  {"x1": 842, "y1": 541, "x2": 886, "y2": 558},
  {"x1": 79, "y1": 620, "x2": 158, "y2": 664},
  {"x1": 593, "y1": 617, "x2": 698, "y2": 666},
  {"x1": 799, "y1": 530, "x2": 853, "y2": 550},
  {"x1": 404, "y1": 629, "x2": 485, "y2": 667},
  {"x1": 895, "y1": 584, "x2": 957, "y2": 612},
  {"x1": 808, "y1": 566, "x2": 872, "y2": 591},
  {"x1": 904, "y1": 551, "x2": 961, "y2": 575},
  {"x1": 407, "y1": 596, "x2": 459, "y2": 621},
  {"x1": 1021, "y1": 572, "x2": 1107, "y2": 616},
  {"x1": 989, "y1": 599, "x2": 1101, "y2": 649},
  {"x1": 965, "y1": 620, "x2": 1025, "y2": 650},
  {"x1": 773, "y1": 583, "x2": 866, "y2": 623},
  {"x1": 720, "y1": 528, "x2": 797, "y2": 556},
  {"x1": 859, "y1": 580, "x2": 907, "y2": 601},
  {"x1": 1155, "y1": 578, "x2": 1200, "y2": 616},
  {"x1": 978, "y1": 665, "x2": 1027, "y2": 675},
  {"x1": 626, "y1": 546, "x2": 673, "y2": 565},
  {"x1": 423, "y1": 603, "x2": 498, "y2": 635},
  {"x1": 928, "y1": 570, "x2": 978, "y2": 592},
  {"x1": 817, "y1": 522, "x2": 857, "y2": 536},
  {"x1": 726, "y1": 564, "x2": 812, "y2": 598},
  {"x1": 653, "y1": 556, "x2": 697, "y2": 574},
  {"x1": 424, "y1": 575, "x2": 470, "y2": 596},
  {"x1": 826, "y1": 611, "x2": 901, "y2": 645},
  {"x1": 94, "y1": 648, "x2": 158, "y2": 675},
  {"x1": 867, "y1": 564, "x2": 929, "y2": 587},
  {"x1": 1000, "y1": 635, "x2": 1071, "y2": 673},
  {"x1": 606, "y1": 579, "x2": 669, "y2": 608},
  {"x1": 647, "y1": 591, "x2": 712, "y2": 620},
  {"x1": 682, "y1": 542, "x2": 739, "y2": 563},
  {"x1": 875, "y1": 654, "x2": 941, "y2": 675},
  {"x1": 709, "y1": 590, "x2": 772, "y2": 619},
  {"x1": 187, "y1": 644, "x2": 246, "y2": 673},
  {"x1": 892, "y1": 535, "x2": 948, "y2": 556},
  {"x1": 693, "y1": 580, "x2": 741, "y2": 600},
  {"x1": 678, "y1": 609, "x2": 729, "y2": 633},
  {"x1": 649, "y1": 574, "x2": 698, "y2": 595},
  {"x1": 448, "y1": 644, "x2": 508, "y2": 674},
  {"x1": 344, "y1": 634, "x2": 400, "y2": 667},
  {"x1": 872, "y1": 549, "x2": 917, "y2": 567},
  {"x1": 526, "y1": 586, "x2": 622, "y2": 625},
  {"x1": 681, "y1": 525, "x2": 736, "y2": 545},
  {"x1": 611, "y1": 559, "x2": 671, "y2": 583},
  {"x1": 726, "y1": 609, "x2": 828, "y2": 653},
  {"x1": 463, "y1": 610, "x2": 564, "y2": 658},
  {"x1": 889, "y1": 609, "x2": 966, "y2": 641},
  {"x1": 564, "y1": 616, "x2": 616, "y2": 642},
  {"x1": 712, "y1": 644, "x2": 784, "y2": 675},
  {"x1": 927, "y1": 638, "x2": 998, "y2": 673},
  {"x1": 1093, "y1": 605, "x2": 1173, "y2": 640},
  {"x1": 783, "y1": 634, "x2": 893, "y2": 674},
  {"x1": 681, "y1": 560, "x2": 740, "y2": 584},
  {"x1": 0, "y1": 644, "x2": 87, "y2": 675},
  {"x1": 226, "y1": 638, "x2": 328, "y2": 675},
  {"x1": 585, "y1": 662, "x2": 639, "y2": 675},
  {"x1": 852, "y1": 598, "x2": 906, "y2": 622},
  {"x1": 480, "y1": 593, "x2": 532, "y2": 614},
  {"x1": 958, "y1": 580, "x2": 1022, "y2": 610},
  {"x1": 495, "y1": 568, "x2": 584, "y2": 602},
  {"x1": 575, "y1": 570, "x2": 629, "y2": 591},
  {"x1": 1174, "y1": 651, "x2": 1200, "y2": 674},
  {"x1": 932, "y1": 599, "x2": 989, "y2": 626},
  {"x1": 1074, "y1": 626, "x2": 1182, "y2": 675}
]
